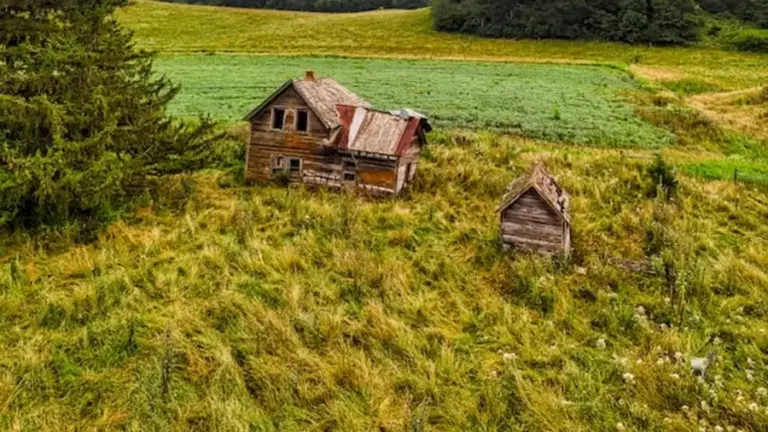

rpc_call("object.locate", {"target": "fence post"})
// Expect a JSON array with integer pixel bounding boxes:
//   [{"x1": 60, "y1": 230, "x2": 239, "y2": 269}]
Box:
[{"x1": 733, "y1": 169, "x2": 739, "y2": 183}]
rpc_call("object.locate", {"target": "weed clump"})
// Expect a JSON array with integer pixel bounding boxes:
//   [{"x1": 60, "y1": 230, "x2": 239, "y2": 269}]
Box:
[{"x1": 646, "y1": 154, "x2": 679, "y2": 201}]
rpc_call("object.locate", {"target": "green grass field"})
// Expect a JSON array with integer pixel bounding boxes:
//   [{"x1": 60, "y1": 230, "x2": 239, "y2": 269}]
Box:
[
  {"x1": 156, "y1": 55, "x2": 670, "y2": 147},
  {"x1": 119, "y1": 0, "x2": 768, "y2": 90},
  {"x1": 1, "y1": 1, "x2": 767, "y2": 430}
]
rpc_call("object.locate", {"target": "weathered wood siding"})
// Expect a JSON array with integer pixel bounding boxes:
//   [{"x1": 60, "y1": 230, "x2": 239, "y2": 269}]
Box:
[
  {"x1": 395, "y1": 134, "x2": 422, "y2": 193},
  {"x1": 501, "y1": 189, "x2": 568, "y2": 255},
  {"x1": 246, "y1": 87, "x2": 331, "y2": 182},
  {"x1": 245, "y1": 85, "x2": 423, "y2": 196}
]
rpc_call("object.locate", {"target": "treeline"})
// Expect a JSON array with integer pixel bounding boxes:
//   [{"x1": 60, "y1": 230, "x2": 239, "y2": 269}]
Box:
[
  {"x1": 432, "y1": 0, "x2": 701, "y2": 44},
  {"x1": 699, "y1": 0, "x2": 768, "y2": 28},
  {"x1": 159, "y1": 0, "x2": 428, "y2": 12}
]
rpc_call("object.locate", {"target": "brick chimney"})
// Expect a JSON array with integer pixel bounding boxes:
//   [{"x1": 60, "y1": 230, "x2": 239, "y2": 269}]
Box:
[{"x1": 305, "y1": 71, "x2": 316, "y2": 81}]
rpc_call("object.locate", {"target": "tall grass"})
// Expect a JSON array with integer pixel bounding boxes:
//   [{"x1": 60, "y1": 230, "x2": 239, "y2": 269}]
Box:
[{"x1": 1, "y1": 133, "x2": 767, "y2": 430}]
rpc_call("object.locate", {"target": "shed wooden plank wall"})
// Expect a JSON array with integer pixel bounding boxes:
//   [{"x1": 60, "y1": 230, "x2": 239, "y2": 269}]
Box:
[{"x1": 501, "y1": 189, "x2": 566, "y2": 254}]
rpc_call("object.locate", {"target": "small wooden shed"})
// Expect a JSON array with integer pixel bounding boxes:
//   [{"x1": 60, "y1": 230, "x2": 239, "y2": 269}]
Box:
[{"x1": 498, "y1": 163, "x2": 571, "y2": 256}]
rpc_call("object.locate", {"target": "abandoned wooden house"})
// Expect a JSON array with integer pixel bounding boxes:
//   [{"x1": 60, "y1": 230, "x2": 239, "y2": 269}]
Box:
[
  {"x1": 498, "y1": 163, "x2": 571, "y2": 256},
  {"x1": 243, "y1": 71, "x2": 432, "y2": 195}
]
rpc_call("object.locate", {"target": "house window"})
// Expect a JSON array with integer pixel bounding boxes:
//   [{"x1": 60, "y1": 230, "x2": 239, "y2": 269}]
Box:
[
  {"x1": 344, "y1": 171, "x2": 356, "y2": 182},
  {"x1": 296, "y1": 109, "x2": 309, "y2": 133},
  {"x1": 288, "y1": 158, "x2": 301, "y2": 174},
  {"x1": 271, "y1": 156, "x2": 285, "y2": 175},
  {"x1": 271, "y1": 108, "x2": 285, "y2": 130}
]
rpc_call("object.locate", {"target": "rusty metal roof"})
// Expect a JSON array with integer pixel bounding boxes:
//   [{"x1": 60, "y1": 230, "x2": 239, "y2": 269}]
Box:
[
  {"x1": 244, "y1": 75, "x2": 370, "y2": 129},
  {"x1": 335, "y1": 105, "x2": 428, "y2": 156},
  {"x1": 498, "y1": 163, "x2": 571, "y2": 223}
]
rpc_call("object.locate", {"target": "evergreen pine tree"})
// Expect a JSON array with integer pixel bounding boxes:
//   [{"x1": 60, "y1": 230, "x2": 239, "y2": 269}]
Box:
[{"x1": 0, "y1": 0, "x2": 218, "y2": 232}]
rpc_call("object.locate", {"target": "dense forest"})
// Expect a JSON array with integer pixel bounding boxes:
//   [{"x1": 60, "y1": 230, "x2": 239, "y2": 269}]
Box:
[
  {"x1": 431, "y1": 0, "x2": 702, "y2": 44},
  {"x1": 159, "y1": 0, "x2": 428, "y2": 12}
]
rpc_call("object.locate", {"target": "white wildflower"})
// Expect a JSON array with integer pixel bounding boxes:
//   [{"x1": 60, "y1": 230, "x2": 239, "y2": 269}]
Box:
[
  {"x1": 616, "y1": 423, "x2": 625, "y2": 432},
  {"x1": 622, "y1": 372, "x2": 636, "y2": 384},
  {"x1": 748, "y1": 402, "x2": 758, "y2": 412},
  {"x1": 701, "y1": 400, "x2": 710, "y2": 412},
  {"x1": 636, "y1": 306, "x2": 646, "y2": 315},
  {"x1": 756, "y1": 387, "x2": 767, "y2": 397},
  {"x1": 746, "y1": 369, "x2": 754, "y2": 382},
  {"x1": 502, "y1": 352, "x2": 517, "y2": 363},
  {"x1": 674, "y1": 352, "x2": 684, "y2": 362},
  {"x1": 670, "y1": 373, "x2": 680, "y2": 380},
  {"x1": 747, "y1": 358, "x2": 755, "y2": 367},
  {"x1": 715, "y1": 426, "x2": 724, "y2": 432},
  {"x1": 681, "y1": 405, "x2": 689, "y2": 411},
  {"x1": 596, "y1": 338, "x2": 606, "y2": 349}
]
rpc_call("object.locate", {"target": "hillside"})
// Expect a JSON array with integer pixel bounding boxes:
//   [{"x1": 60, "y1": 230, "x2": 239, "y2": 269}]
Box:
[
  {"x1": 118, "y1": 0, "x2": 768, "y2": 89},
  {"x1": 1, "y1": 1, "x2": 767, "y2": 430}
]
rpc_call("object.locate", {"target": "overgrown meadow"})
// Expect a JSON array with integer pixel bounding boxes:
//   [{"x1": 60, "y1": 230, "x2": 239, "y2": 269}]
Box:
[
  {"x1": 2, "y1": 134, "x2": 768, "y2": 431},
  {"x1": 0, "y1": 0, "x2": 767, "y2": 431}
]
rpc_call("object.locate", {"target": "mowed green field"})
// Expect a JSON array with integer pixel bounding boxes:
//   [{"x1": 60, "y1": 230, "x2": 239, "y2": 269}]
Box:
[{"x1": 156, "y1": 55, "x2": 670, "y2": 147}]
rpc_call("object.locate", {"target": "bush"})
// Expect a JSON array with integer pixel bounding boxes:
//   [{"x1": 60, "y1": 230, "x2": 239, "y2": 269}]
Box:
[
  {"x1": 646, "y1": 154, "x2": 679, "y2": 201},
  {"x1": 431, "y1": 0, "x2": 701, "y2": 45},
  {"x1": 727, "y1": 31, "x2": 768, "y2": 53}
]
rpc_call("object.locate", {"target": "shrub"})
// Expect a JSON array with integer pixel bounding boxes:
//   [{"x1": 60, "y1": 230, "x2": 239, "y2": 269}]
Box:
[
  {"x1": 646, "y1": 154, "x2": 679, "y2": 201},
  {"x1": 728, "y1": 32, "x2": 768, "y2": 53}
]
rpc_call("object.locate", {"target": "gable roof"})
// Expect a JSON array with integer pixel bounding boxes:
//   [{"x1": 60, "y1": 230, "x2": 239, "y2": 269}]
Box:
[
  {"x1": 498, "y1": 163, "x2": 571, "y2": 223},
  {"x1": 243, "y1": 76, "x2": 370, "y2": 129},
  {"x1": 334, "y1": 105, "x2": 430, "y2": 156}
]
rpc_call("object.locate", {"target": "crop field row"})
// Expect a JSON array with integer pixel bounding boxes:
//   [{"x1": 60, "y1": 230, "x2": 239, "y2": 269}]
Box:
[{"x1": 156, "y1": 55, "x2": 671, "y2": 147}]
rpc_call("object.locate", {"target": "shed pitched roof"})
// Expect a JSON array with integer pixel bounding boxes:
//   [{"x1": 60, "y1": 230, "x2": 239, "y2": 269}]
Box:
[
  {"x1": 334, "y1": 105, "x2": 429, "y2": 156},
  {"x1": 498, "y1": 163, "x2": 571, "y2": 223},
  {"x1": 244, "y1": 77, "x2": 370, "y2": 129}
]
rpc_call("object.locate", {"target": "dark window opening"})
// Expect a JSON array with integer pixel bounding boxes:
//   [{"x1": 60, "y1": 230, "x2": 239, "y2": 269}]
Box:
[
  {"x1": 272, "y1": 108, "x2": 285, "y2": 130},
  {"x1": 296, "y1": 110, "x2": 309, "y2": 132},
  {"x1": 344, "y1": 171, "x2": 356, "y2": 182},
  {"x1": 289, "y1": 158, "x2": 301, "y2": 173}
]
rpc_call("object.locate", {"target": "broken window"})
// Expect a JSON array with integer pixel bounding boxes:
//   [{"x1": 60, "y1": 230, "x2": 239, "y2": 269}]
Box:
[
  {"x1": 296, "y1": 109, "x2": 309, "y2": 132},
  {"x1": 271, "y1": 108, "x2": 285, "y2": 130},
  {"x1": 271, "y1": 156, "x2": 285, "y2": 176}
]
